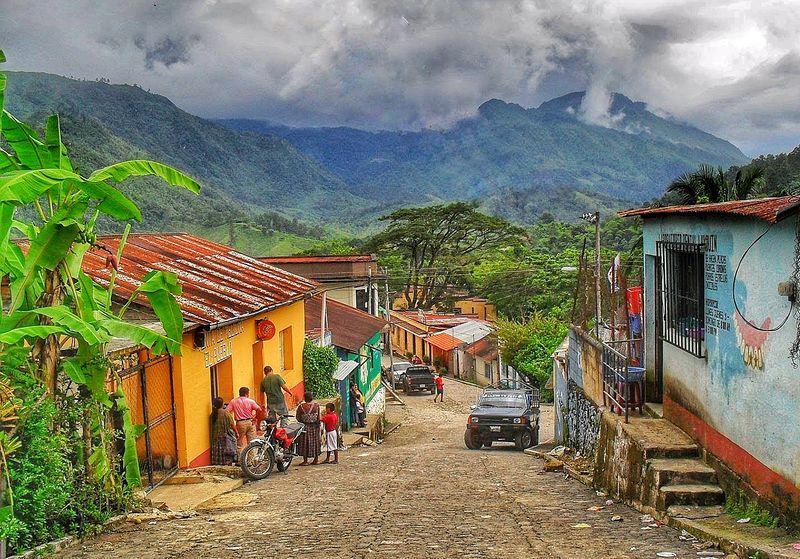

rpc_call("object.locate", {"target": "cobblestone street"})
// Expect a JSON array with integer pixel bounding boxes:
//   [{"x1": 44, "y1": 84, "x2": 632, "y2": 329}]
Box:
[{"x1": 62, "y1": 380, "x2": 706, "y2": 559}]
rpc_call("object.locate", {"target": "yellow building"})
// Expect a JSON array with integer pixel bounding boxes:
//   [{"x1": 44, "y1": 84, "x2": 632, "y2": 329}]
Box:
[
  {"x1": 85, "y1": 233, "x2": 317, "y2": 475},
  {"x1": 453, "y1": 297, "x2": 497, "y2": 322}
]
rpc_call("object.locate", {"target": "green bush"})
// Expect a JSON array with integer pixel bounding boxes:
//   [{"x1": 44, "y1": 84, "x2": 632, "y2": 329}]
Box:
[
  {"x1": 497, "y1": 316, "x2": 567, "y2": 401},
  {"x1": 302, "y1": 340, "x2": 338, "y2": 399}
]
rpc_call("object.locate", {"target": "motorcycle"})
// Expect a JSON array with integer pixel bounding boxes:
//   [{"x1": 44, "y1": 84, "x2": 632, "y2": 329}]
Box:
[{"x1": 239, "y1": 414, "x2": 306, "y2": 480}]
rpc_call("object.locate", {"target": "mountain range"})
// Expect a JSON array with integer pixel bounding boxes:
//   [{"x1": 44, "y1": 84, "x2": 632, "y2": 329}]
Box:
[{"x1": 4, "y1": 71, "x2": 749, "y2": 246}]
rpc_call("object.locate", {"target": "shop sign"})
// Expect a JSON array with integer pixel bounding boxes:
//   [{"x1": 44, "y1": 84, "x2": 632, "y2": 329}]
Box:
[{"x1": 203, "y1": 322, "x2": 244, "y2": 367}]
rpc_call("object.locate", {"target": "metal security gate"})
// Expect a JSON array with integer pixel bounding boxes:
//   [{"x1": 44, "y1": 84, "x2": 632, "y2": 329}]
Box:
[{"x1": 118, "y1": 355, "x2": 179, "y2": 490}]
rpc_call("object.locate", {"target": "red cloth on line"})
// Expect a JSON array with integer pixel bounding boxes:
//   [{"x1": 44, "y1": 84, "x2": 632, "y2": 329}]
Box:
[{"x1": 322, "y1": 412, "x2": 338, "y2": 432}]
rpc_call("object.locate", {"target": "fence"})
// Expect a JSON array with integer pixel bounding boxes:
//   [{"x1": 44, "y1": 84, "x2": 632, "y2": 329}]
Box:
[
  {"x1": 115, "y1": 354, "x2": 178, "y2": 490},
  {"x1": 601, "y1": 338, "x2": 644, "y2": 423}
]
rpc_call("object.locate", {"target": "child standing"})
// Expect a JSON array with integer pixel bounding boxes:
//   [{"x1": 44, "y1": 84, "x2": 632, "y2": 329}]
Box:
[
  {"x1": 322, "y1": 402, "x2": 339, "y2": 464},
  {"x1": 433, "y1": 372, "x2": 444, "y2": 403}
]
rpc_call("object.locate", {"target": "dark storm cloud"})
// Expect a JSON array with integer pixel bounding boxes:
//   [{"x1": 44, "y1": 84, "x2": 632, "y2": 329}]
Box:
[
  {"x1": 1, "y1": 0, "x2": 799, "y2": 154},
  {"x1": 134, "y1": 35, "x2": 199, "y2": 70}
]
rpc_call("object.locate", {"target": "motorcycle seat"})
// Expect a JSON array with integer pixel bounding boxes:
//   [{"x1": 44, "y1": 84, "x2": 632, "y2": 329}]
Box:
[{"x1": 284, "y1": 423, "x2": 304, "y2": 437}]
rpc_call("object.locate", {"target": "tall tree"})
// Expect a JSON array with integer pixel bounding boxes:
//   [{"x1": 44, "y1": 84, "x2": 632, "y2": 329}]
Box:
[
  {"x1": 667, "y1": 164, "x2": 765, "y2": 204},
  {"x1": 366, "y1": 202, "x2": 524, "y2": 309}
]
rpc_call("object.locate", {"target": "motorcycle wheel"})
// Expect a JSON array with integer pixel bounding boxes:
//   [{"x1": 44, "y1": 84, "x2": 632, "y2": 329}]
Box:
[
  {"x1": 275, "y1": 448, "x2": 295, "y2": 472},
  {"x1": 240, "y1": 441, "x2": 275, "y2": 480}
]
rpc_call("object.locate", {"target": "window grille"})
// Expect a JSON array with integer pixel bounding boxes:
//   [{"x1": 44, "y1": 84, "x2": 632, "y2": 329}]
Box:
[{"x1": 656, "y1": 241, "x2": 705, "y2": 357}]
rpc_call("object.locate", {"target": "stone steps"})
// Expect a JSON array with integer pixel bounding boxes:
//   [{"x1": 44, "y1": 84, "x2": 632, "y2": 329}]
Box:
[
  {"x1": 658, "y1": 483, "x2": 725, "y2": 509},
  {"x1": 648, "y1": 458, "x2": 718, "y2": 487}
]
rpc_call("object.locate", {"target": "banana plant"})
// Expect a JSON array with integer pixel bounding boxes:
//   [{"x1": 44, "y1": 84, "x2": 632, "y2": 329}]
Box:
[{"x1": 0, "y1": 49, "x2": 201, "y2": 489}]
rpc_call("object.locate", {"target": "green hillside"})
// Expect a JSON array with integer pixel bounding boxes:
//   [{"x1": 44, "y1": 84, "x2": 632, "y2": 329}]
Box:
[
  {"x1": 220, "y1": 93, "x2": 748, "y2": 219},
  {"x1": 4, "y1": 72, "x2": 375, "y2": 232}
]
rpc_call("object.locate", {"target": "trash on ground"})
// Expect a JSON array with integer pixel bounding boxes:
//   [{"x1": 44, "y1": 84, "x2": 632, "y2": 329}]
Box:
[
  {"x1": 571, "y1": 523, "x2": 592, "y2": 529},
  {"x1": 656, "y1": 553, "x2": 677, "y2": 558},
  {"x1": 610, "y1": 515, "x2": 622, "y2": 522},
  {"x1": 736, "y1": 517, "x2": 751, "y2": 523}
]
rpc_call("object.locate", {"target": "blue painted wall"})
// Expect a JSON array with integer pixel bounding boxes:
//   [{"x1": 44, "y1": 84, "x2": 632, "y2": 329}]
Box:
[{"x1": 641, "y1": 214, "x2": 800, "y2": 487}]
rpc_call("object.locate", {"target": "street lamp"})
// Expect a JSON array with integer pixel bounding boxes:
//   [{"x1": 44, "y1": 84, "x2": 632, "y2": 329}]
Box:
[{"x1": 581, "y1": 211, "x2": 601, "y2": 338}]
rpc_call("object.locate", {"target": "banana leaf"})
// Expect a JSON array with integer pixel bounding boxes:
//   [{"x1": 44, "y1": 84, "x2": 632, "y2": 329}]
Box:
[
  {"x1": 34, "y1": 306, "x2": 110, "y2": 346},
  {"x1": 0, "y1": 168, "x2": 82, "y2": 204},
  {"x1": 0, "y1": 325, "x2": 63, "y2": 343},
  {"x1": 114, "y1": 386, "x2": 144, "y2": 488},
  {"x1": 95, "y1": 314, "x2": 180, "y2": 355},
  {"x1": 44, "y1": 114, "x2": 73, "y2": 172},
  {"x1": 1, "y1": 111, "x2": 49, "y2": 169},
  {"x1": 75, "y1": 180, "x2": 141, "y2": 221},
  {"x1": 89, "y1": 160, "x2": 200, "y2": 194},
  {"x1": 9, "y1": 220, "x2": 80, "y2": 312}
]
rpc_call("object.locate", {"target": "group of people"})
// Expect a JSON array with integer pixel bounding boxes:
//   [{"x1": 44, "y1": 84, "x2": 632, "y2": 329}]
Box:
[{"x1": 209, "y1": 365, "x2": 341, "y2": 467}]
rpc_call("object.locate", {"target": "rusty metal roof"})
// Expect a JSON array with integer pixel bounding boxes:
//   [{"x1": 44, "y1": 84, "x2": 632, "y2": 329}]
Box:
[
  {"x1": 426, "y1": 332, "x2": 463, "y2": 352},
  {"x1": 83, "y1": 233, "x2": 318, "y2": 326},
  {"x1": 465, "y1": 336, "x2": 498, "y2": 361},
  {"x1": 305, "y1": 295, "x2": 386, "y2": 353},
  {"x1": 260, "y1": 254, "x2": 376, "y2": 264},
  {"x1": 619, "y1": 196, "x2": 800, "y2": 223}
]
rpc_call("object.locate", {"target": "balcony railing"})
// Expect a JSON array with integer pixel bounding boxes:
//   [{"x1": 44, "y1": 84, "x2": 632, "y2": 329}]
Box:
[{"x1": 601, "y1": 338, "x2": 644, "y2": 423}]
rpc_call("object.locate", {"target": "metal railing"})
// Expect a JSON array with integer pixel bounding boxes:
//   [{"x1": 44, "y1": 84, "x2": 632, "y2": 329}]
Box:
[{"x1": 601, "y1": 339, "x2": 644, "y2": 423}]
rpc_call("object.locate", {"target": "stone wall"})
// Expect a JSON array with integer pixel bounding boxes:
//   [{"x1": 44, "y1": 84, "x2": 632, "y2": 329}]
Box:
[{"x1": 563, "y1": 380, "x2": 602, "y2": 456}]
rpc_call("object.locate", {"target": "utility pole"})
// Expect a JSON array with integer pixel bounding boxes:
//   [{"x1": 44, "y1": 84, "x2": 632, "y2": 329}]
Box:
[
  {"x1": 384, "y1": 268, "x2": 395, "y2": 390},
  {"x1": 367, "y1": 266, "x2": 373, "y2": 315},
  {"x1": 582, "y1": 211, "x2": 602, "y2": 338},
  {"x1": 319, "y1": 291, "x2": 327, "y2": 347}
]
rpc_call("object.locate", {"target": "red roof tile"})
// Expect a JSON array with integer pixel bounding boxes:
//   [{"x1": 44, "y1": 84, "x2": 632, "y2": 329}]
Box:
[
  {"x1": 619, "y1": 196, "x2": 800, "y2": 223},
  {"x1": 82, "y1": 233, "x2": 318, "y2": 326},
  {"x1": 260, "y1": 254, "x2": 376, "y2": 264},
  {"x1": 305, "y1": 295, "x2": 387, "y2": 353},
  {"x1": 427, "y1": 332, "x2": 463, "y2": 351}
]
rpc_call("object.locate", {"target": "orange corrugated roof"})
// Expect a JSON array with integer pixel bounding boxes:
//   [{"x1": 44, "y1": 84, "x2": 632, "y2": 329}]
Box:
[
  {"x1": 427, "y1": 332, "x2": 463, "y2": 351},
  {"x1": 305, "y1": 295, "x2": 386, "y2": 353},
  {"x1": 619, "y1": 196, "x2": 800, "y2": 223},
  {"x1": 82, "y1": 233, "x2": 318, "y2": 326}
]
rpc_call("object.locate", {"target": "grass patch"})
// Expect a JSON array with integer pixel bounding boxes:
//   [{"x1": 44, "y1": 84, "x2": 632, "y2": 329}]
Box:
[{"x1": 725, "y1": 492, "x2": 779, "y2": 528}]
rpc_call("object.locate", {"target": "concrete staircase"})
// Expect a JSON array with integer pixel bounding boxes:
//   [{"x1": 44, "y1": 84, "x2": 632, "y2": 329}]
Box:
[{"x1": 601, "y1": 416, "x2": 725, "y2": 516}]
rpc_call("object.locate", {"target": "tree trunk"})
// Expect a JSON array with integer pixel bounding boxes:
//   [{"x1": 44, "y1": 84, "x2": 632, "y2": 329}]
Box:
[{"x1": 31, "y1": 268, "x2": 65, "y2": 396}]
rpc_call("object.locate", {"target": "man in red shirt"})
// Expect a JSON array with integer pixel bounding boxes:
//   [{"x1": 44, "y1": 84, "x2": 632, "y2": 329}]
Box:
[
  {"x1": 321, "y1": 403, "x2": 339, "y2": 464},
  {"x1": 227, "y1": 387, "x2": 263, "y2": 452},
  {"x1": 433, "y1": 372, "x2": 444, "y2": 403}
]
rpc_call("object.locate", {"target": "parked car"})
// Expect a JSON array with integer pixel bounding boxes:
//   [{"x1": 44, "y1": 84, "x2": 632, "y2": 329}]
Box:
[
  {"x1": 402, "y1": 365, "x2": 436, "y2": 394},
  {"x1": 464, "y1": 386, "x2": 540, "y2": 451},
  {"x1": 388, "y1": 361, "x2": 412, "y2": 383}
]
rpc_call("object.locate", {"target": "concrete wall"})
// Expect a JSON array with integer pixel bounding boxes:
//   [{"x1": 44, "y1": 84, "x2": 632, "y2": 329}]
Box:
[
  {"x1": 642, "y1": 214, "x2": 800, "y2": 512},
  {"x1": 172, "y1": 301, "x2": 306, "y2": 468}
]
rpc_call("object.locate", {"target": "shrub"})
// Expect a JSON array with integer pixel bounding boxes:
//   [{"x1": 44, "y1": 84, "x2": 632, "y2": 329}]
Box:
[
  {"x1": 423, "y1": 355, "x2": 432, "y2": 365},
  {"x1": 432, "y1": 356, "x2": 443, "y2": 368},
  {"x1": 497, "y1": 316, "x2": 568, "y2": 401},
  {"x1": 302, "y1": 340, "x2": 338, "y2": 399}
]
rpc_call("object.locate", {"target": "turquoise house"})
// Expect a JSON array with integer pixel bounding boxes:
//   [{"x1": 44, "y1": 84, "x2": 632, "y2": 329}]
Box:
[
  {"x1": 622, "y1": 196, "x2": 800, "y2": 524},
  {"x1": 305, "y1": 295, "x2": 387, "y2": 430}
]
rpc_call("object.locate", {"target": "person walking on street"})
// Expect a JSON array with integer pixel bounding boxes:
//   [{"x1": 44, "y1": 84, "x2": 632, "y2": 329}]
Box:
[
  {"x1": 210, "y1": 397, "x2": 238, "y2": 465},
  {"x1": 260, "y1": 365, "x2": 293, "y2": 426},
  {"x1": 433, "y1": 372, "x2": 444, "y2": 403},
  {"x1": 228, "y1": 387, "x2": 263, "y2": 453},
  {"x1": 296, "y1": 391, "x2": 321, "y2": 466},
  {"x1": 321, "y1": 403, "x2": 339, "y2": 464}
]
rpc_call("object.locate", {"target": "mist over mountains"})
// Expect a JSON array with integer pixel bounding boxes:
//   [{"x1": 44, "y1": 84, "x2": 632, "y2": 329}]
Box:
[{"x1": 5, "y1": 71, "x2": 748, "y2": 236}]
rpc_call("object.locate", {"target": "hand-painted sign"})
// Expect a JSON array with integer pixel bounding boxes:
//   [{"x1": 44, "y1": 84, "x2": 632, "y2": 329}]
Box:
[{"x1": 203, "y1": 322, "x2": 244, "y2": 367}]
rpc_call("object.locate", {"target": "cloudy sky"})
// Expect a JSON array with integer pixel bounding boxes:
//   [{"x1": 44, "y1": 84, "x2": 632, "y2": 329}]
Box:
[{"x1": 2, "y1": 0, "x2": 800, "y2": 155}]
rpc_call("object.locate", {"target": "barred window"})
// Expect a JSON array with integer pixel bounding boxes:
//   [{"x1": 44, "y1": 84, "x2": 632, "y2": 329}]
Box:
[{"x1": 656, "y1": 241, "x2": 705, "y2": 357}]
